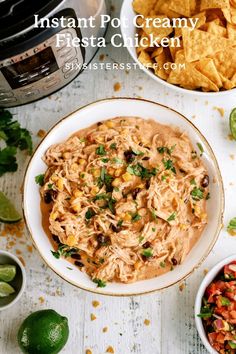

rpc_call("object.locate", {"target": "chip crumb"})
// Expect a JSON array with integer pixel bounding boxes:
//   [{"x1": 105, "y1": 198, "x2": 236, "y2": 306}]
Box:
[
  {"x1": 99, "y1": 54, "x2": 105, "y2": 61},
  {"x1": 92, "y1": 300, "x2": 100, "y2": 308},
  {"x1": 103, "y1": 326, "x2": 108, "y2": 333},
  {"x1": 113, "y1": 82, "x2": 121, "y2": 92},
  {"x1": 144, "y1": 319, "x2": 150, "y2": 326},
  {"x1": 203, "y1": 268, "x2": 209, "y2": 275},
  {"x1": 179, "y1": 283, "x2": 185, "y2": 292},
  {"x1": 230, "y1": 154, "x2": 235, "y2": 160},
  {"x1": 106, "y1": 346, "x2": 114, "y2": 353},
  {"x1": 228, "y1": 229, "x2": 236, "y2": 237},
  {"x1": 37, "y1": 129, "x2": 46, "y2": 138},
  {"x1": 214, "y1": 107, "x2": 225, "y2": 118},
  {"x1": 90, "y1": 313, "x2": 97, "y2": 321},
  {"x1": 86, "y1": 349, "x2": 92, "y2": 354},
  {"x1": 39, "y1": 296, "x2": 45, "y2": 304}
]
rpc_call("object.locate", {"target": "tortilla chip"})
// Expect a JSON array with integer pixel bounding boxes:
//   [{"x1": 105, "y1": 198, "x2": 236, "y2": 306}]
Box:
[
  {"x1": 169, "y1": 41, "x2": 183, "y2": 61},
  {"x1": 150, "y1": 47, "x2": 164, "y2": 58},
  {"x1": 142, "y1": 16, "x2": 173, "y2": 43},
  {"x1": 169, "y1": 0, "x2": 191, "y2": 17},
  {"x1": 175, "y1": 12, "x2": 206, "y2": 37},
  {"x1": 154, "y1": 0, "x2": 181, "y2": 18},
  {"x1": 195, "y1": 58, "x2": 223, "y2": 87},
  {"x1": 213, "y1": 48, "x2": 236, "y2": 79},
  {"x1": 200, "y1": 0, "x2": 230, "y2": 10},
  {"x1": 154, "y1": 49, "x2": 172, "y2": 80},
  {"x1": 227, "y1": 22, "x2": 236, "y2": 39},
  {"x1": 168, "y1": 50, "x2": 219, "y2": 91},
  {"x1": 207, "y1": 21, "x2": 227, "y2": 36},
  {"x1": 132, "y1": 0, "x2": 156, "y2": 16},
  {"x1": 223, "y1": 6, "x2": 236, "y2": 23},
  {"x1": 182, "y1": 27, "x2": 235, "y2": 62},
  {"x1": 138, "y1": 51, "x2": 154, "y2": 68}
]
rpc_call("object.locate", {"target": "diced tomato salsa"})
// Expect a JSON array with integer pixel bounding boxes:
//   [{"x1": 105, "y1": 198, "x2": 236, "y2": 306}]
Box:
[{"x1": 198, "y1": 261, "x2": 236, "y2": 353}]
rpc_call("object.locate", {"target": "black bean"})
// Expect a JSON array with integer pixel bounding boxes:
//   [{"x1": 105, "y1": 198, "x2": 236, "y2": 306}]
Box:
[
  {"x1": 74, "y1": 261, "x2": 84, "y2": 267},
  {"x1": 97, "y1": 234, "x2": 110, "y2": 247},
  {"x1": 124, "y1": 150, "x2": 136, "y2": 163},
  {"x1": 97, "y1": 122, "x2": 102, "y2": 126},
  {"x1": 179, "y1": 169, "x2": 186, "y2": 174},
  {"x1": 142, "y1": 156, "x2": 150, "y2": 161},
  {"x1": 44, "y1": 191, "x2": 52, "y2": 204},
  {"x1": 52, "y1": 235, "x2": 60, "y2": 243},
  {"x1": 111, "y1": 224, "x2": 121, "y2": 233},
  {"x1": 201, "y1": 175, "x2": 210, "y2": 188},
  {"x1": 171, "y1": 258, "x2": 178, "y2": 266},
  {"x1": 145, "y1": 179, "x2": 151, "y2": 189},
  {"x1": 71, "y1": 253, "x2": 81, "y2": 260},
  {"x1": 143, "y1": 241, "x2": 151, "y2": 249},
  {"x1": 132, "y1": 188, "x2": 141, "y2": 200}
]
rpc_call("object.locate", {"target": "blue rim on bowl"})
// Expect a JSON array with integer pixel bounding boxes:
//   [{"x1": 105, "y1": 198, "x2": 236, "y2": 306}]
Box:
[
  {"x1": 0, "y1": 250, "x2": 26, "y2": 311},
  {"x1": 195, "y1": 254, "x2": 236, "y2": 354}
]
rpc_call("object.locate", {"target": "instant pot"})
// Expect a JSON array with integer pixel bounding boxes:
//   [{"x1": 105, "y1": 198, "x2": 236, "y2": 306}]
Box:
[{"x1": 0, "y1": 0, "x2": 107, "y2": 107}]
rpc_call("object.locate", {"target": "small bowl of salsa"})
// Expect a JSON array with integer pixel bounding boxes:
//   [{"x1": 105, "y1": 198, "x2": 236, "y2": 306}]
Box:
[{"x1": 195, "y1": 255, "x2": 236, "y2": 354}]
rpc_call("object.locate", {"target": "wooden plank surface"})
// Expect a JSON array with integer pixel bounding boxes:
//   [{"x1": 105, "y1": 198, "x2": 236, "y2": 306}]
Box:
[{"x1": 1, "y1": 1, "x2": 236, "y2": 353}]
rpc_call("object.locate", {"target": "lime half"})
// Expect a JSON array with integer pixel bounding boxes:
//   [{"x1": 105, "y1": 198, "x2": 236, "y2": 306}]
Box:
[
  {"x1": 0, "y1": 264, "x2": 16, "y2": 282},
  {"x1": 0, "y1": 281, "x2": 15, "y2": 297},
  {"x1": 0, "y1": 191, "x2": 21, "y2": 223},
  {"x1": 230, "y1": 108, "x2": 236, "y2": 140}
]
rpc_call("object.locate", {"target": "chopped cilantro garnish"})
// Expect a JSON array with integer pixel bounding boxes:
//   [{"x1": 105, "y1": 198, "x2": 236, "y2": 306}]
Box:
[
  {"x1": 197, "y1": 306, "x2": 213, "y2": 318},
  {"x1": 191, "y1": 187, "x2": 204, "y2": 201},
  {"x1": 167, "y1": 212, "x2": 177, "y2": 222},
  {"x1": 93, "y1": 278, "x2": 106, "y2": 288},
  {"x1": 117, "y1": 220, "x2": 123, "y2": 227},
  {"x1": 152, "y1": 228, "x2": 156, "y2": 232},
  {"x1": 85, "y1": 208, "x2": 96, "y2": 220},
  {"x1": 162, "y1": 159, "x2": 176, "y2": 174},
  {"x1": 101, "y1": 158, "x2": 109, "y2": 163},
  {"x1": 160, "y1": 262, "x2": 166, "y2": 268},
  {"x1": 132, "y1": 213, "x2": 141, "y2": 222},
  {"x1": 51, "y1": 244, "x2": 78, "y2": 259},
  {"x1": 93, "y1": 193, "x2": 116, "y2": 214},
  {"x1": 35, "y1": 174, "x2": 45, "y2": 186},
  {"x1": 97, "y1": 167, "x2": 113, "y2": 192},
  {"x1": 114, "y1": 187, "x2": 119, "y2": 192},
  {"x1": 197, "y1": 143, "x2": 204, "y2": 156},
  {"x1": 112, "y1": 157, "x2": 123, "y2": 164},
  {"x1": 110, "y1": 143, "x2": 117, "y2": 150},
  {"x1": 157, "y1": 145, "x2": 176, "y2": 155},
  {"x1": 139, "y1": 236, "x2": 144, "y2": 243},
  {"x1": 96, "y1": 145, "x2": 107, "y2": 156},
  {"x1": 161, "y1": 175, "x2": 167, "y2": 181},
  {"x1": 47, "y1": 183, "x2": 53, "y2": 190},
  {"x1": 132, "y1": 149, "x2": 144, "y2": 156},
  {"x1": 142, "y1": 248, "x2": 153, "y2": 258},
  {"x1": 206, "y1": 192, "x2": 210, "y2": 200},
  {"x1": 127, "y1": 163, "x2": 157, "y2": 179},
  {"x1": 151, "y1": 210, "x2": 157, "y2": 220},
  {"x1": 227, "y1": 217, "x2": 236, "y2": 231},
  {"x1": 221, "y1": 296, "x2": 231, "y2": 306},
  {"x1": 190, "y1": 178, "x2": 196, "y2": 185}
]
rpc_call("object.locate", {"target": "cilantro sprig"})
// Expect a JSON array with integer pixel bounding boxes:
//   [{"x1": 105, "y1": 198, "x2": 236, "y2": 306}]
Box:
[{"x1": 0, "y1": 109, "x2": 32, "y2": 176}]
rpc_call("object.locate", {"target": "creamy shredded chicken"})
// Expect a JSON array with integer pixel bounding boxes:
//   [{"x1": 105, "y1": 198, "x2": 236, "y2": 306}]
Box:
[{"x1": 40, "y1": 117, "x2": 209, "y2": 285}]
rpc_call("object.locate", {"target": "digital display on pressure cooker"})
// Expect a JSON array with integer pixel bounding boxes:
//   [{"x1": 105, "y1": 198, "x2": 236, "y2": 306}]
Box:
[{"x1": 1, "y1": 47, "x2": 58, "y2": 89}]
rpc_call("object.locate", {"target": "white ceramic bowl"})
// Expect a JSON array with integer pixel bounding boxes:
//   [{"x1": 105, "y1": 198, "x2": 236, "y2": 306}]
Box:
[
  {"x1": 0, "y1": 250, "x2": 26, "y2": 311},
  {"x1": 23, "y1": 98, "x2": 224, "y2": 296},
  {"x1": 120, "y1": 0, "x2": 236, "y2": 96},
  {"x1": 195, "y1": 255, "x2": 236, "y2": 354}
]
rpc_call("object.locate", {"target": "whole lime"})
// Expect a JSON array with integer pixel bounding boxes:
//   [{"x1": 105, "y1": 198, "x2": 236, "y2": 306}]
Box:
[{"x1": 17, "y1": 309, "x2": 69, "y2": 354}]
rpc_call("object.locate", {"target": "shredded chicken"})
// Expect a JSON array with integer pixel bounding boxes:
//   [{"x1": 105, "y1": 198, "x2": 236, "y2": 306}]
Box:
[{"x1": 40, "y1": 117, "x2": 209, "y2": 284}]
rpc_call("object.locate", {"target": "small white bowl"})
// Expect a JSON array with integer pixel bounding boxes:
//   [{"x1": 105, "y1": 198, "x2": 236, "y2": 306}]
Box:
[
  {"x1": 120, "y1": 0, "x2": 236, "y2": 96},
  {"x1": 0, "y1": 250, "x2": 26, "y2": 311},
  {"x1": 23, "y1": 98, "x2": 224, "y2": 296},
  {"x1": 195, "y1": 254, "x2": 236, "y2": 354}
]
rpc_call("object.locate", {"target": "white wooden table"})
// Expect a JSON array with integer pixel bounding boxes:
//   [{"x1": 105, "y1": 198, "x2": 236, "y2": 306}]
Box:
[{"x1": 1, "y1": 1, "x2": 236, "y2": 353}]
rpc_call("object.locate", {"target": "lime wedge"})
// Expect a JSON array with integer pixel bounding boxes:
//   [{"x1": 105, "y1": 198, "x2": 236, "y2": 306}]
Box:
[
  {"x1": 0, "y1": 282, "x2": 15, "y2": 297},
  {"x1": 230, "y1": 108, "x2": 236, "y2": 140},
  {"x1": 0, "y1": 265, "x2": 16, "y2": 282},
  {"x1": 0, "y1": 191, "x2": 21, "y2": 223}
]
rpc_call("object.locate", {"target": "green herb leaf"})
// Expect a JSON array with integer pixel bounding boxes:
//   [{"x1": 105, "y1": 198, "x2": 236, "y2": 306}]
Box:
[
  {"x1": 132, "y1": 213, "x2": 141, "y2": 222},
  {"x1": 93, "y1": 278, "x2": 106, "y2": 288},
  {"x1": 228, "y1": 341, "x2": 236, "y2": 349},
  {"x1": 167, "y1": 212, "x2": 177, "y2": 222},
  {"x1": 96, "y1": 145, "x2": 106, "y2": 156},
  {"x1": 112, "y1": 157, "x2": 123, "y2": 164},
  {"x1": 157, "y1": 145, "x2": 176, "y2": 155},
  {"x1": 142, "y1": 248, "x2": 153, "y2": 258},
  {"x1": 190, "y1": 178, "x2": 196, "y2": 185},
  {"x1": 127, "y1": 163, "x2": 157, "y2": 179},
  {"x1": 110, "y1": 143, "x2": 117, "y2": 150},
  {"x1": 35, "y1": 174, "x2": 45, "y2": 186},
  {"x1": 132, "y1": 149, "x2": 144, "y2": 156},
  {"x1": 117, "y1": 220, "x2": 123, "y2": 227},
  {"x1": 85, "y1": 208, "x2": 96, "y2": 220},
  {"x1": 51, "y1": 250, "x2": 60, "y2": 259},
  {"x1": 197, "y1": 306, "x2": 213, "y2": 318},
  {"x1": 0, "y1": 146, "x2": 17, "y2": 176},
  {"x1": 197, "y1": 143, "x2": 204, "y2": 156},
  {"x1": 101, "y1": 158, "x2": 109, "y2": 163},
  {"x1": 221, "y1": 296, "x2": 231, "y2": 306},
  {"x1": 227, "y1": 217, "x2": 236, "y2": 231},
  {"x1": 97, "y1": 167, "x2": 113, "y2": 192},
  {"x1": 162, "y1": 159, "x2": 176, "y2": 174},
  {"x1": 160, "y1": 262, "x2": 166, "y2": 268},
  {"x1": 191, "y1": 187, "x2": 204, "y2": 201}
]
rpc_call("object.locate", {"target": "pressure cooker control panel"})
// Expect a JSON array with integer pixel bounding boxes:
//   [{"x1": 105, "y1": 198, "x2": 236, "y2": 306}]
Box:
[{"x1": 0, "y1": 28, "x2": 84, "y2": 107}]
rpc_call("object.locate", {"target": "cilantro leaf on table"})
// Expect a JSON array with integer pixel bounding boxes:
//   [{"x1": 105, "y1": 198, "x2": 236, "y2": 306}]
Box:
[{"x1": 0, "y1": 109, "x2": 33, "y2": 176}]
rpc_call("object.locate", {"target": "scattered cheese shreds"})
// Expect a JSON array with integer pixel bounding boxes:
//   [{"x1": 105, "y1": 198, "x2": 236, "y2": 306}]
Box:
[
  {"x1": 106, "y1": 346, "x2": 115, "y2": 353},
  {"x1": 90, "y1": 313, "x2": 97, "y2": 321},
  {"x1": 213, "y1": 106, "x2": 225, "y2": 117},
  {"x1": 144, "y1": 319, "x2": 150, "y2": 326},
  {"x1": 113, "y1": 82, "x2": 121, "y2": 92},
  {"x1": 179, "y1": 283, "x2": 185, "y2": 292},
  {"x1": 92, "y1": 300, "x2": 100, "y2": 308},
  {"x1": 103, "y1": 326, "x2": 108, "y2": 333},
  {"x1": 39, "y1": 296, "x2": 45, "y2": 304},
  {"x1": 86, "y1": 350, "x2": 92, "y2": 354},
  {"x1": 37, "y1": 129, "x2": 46, "y2": 138}
]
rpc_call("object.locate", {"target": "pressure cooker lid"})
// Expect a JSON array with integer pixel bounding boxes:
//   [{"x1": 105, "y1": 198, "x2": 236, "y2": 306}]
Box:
[{"x1": 0, "y1": 0, "x2": 63, "y2": 42}]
